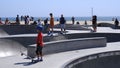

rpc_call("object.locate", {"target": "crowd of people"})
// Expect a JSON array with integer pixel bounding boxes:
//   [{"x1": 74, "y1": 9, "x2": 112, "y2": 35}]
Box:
[
  {"x1": 35, "y1": 13, "x2": 66, "y2": 36},
  {"x1": 0, "y1": 14, "x2": 119, "y2": 33}
]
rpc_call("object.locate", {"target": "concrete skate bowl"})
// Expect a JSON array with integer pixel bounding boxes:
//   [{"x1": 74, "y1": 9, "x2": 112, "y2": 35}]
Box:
[
  {"x1": 0, "y1": 29, "x2": 9, "y2": 36},
  {"x1": 0, "y1": 24, "x2": 120, "y2": 58},
  {"x1": 64, "y1": 51, "x2": 120, "y2": 68},
  {"x1": 0, "y1": 38, "x2": 26, "y2": 57},
  {"x1": 0, "y1": 32, "x2": 120, "y2": 58}
]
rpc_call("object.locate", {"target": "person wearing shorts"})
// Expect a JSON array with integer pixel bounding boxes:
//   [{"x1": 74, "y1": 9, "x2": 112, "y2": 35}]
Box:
[
  {"x1": 36, "y1": 25, "x2": 44, "y2": 61},
  {"x1": 49, "y1": 13, "x2": 54, "y2": 34},
  {"x1": 60, "y1": 14, "x2": 66, "y2": 34},
  {"x1": 92, "y1": 15, "x2": 97, "y2": 32}
]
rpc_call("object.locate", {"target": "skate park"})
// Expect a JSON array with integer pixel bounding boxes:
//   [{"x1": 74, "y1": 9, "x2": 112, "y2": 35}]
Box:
[{"x1": 0, "y1": 23, "x2": 120, "y2": 68}]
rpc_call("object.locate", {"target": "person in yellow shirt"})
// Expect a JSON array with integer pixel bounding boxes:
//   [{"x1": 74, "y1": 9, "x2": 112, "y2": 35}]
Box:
[{"x1": 49, "y1": 13, "x2": 54, "y2": 36}]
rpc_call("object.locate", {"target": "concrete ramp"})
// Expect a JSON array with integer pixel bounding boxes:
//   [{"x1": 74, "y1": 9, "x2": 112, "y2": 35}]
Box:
[
  {"x1": 0, "y1": 39, "x2": 26, "y2": 57},
  {"x1": 0, "y1": 29, "x2": 8, "y2": 37}
]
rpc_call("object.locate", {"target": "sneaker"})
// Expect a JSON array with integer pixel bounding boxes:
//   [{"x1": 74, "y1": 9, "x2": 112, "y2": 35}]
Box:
[
  {"x1": 48, "y1": 33, "x2": 51, "y2": 36},
  {"x1": 60, "y1": 32, "x2": 63, "y2": 34},
  {"x1": 39, "y1": 59, "x2": 43, "y2": 61},
  {"x1": 37, "y1": 57, "x2": 40, "y2": 60}
]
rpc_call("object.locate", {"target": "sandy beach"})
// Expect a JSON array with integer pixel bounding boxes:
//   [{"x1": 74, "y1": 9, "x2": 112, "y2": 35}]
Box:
[
  {"x1": 17, "y1": 21, "x2": 115, "y2": 26},
  {"x1": 1, "y1": 20, "x2": 116, "y2": 26}
]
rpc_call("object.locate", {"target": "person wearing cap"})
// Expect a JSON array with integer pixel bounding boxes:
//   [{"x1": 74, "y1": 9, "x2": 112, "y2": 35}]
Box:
[{"x1": 36, "y1": 25, "x2": 44, "y2": 61}]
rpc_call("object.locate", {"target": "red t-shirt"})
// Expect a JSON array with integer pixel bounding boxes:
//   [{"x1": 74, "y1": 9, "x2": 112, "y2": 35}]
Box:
[{"x1": 36, "y1": 32, "x2": 44, "y2": 47}]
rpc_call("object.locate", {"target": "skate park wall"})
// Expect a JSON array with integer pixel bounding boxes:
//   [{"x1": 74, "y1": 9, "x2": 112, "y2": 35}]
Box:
[
  {"x1": 28, "y1": 37, "x2": 107, "y2": 58},
  {"x1": 0, "y1": 25, "x2": 37, "y2": 35},
  {"x1": 0, "y1": 32, "x2": 120, "y2": 58},
  {"x1": 0, "y1": 25, "x2": 120, "y2": 43},
  {"x1": 0, "y1": 25, "x2": 120, "y2": 58}
]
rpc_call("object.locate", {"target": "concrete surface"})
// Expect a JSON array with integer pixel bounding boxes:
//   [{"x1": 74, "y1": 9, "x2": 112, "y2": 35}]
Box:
[
  {"x1": 0, "y1": 38, "x2": 26, "y2": 57},
  {"x1": 0, "y1": 24, "x2": 90, "y2": 36},
  {"x1": 28, "y1": 37, "x2": 106, "y2": 57},
  {"x1": 0, "y1": 24, "x2": 120, "y2": 68},
  {"x1": 0, "y1": 42, "x2": 120, "y2": 68}
]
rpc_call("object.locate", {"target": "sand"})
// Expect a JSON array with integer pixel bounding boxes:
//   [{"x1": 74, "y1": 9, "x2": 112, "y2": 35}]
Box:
[
  {"x1": 3, "y1": 20, "x2": 115, "y2": 26},
  {"x1": 19, "y1": 21, "x2": 115, "y2": 25}
]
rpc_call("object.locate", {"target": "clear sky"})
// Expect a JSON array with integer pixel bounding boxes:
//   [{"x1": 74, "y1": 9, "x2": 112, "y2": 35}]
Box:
[{"x1": 0, "y1": 0, "x2": 119, "y2": 17}]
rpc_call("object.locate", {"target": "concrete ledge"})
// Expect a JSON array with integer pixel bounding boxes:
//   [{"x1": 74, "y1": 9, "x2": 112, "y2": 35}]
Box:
[{"x1": 27, "y1": 37, "x2": 106, "y2": 58}]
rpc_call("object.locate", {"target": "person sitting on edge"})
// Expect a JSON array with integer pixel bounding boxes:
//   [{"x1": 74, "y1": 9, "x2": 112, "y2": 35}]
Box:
[
  {"x1": 36, "y1": 25, "x2": 44, "y2": 61},
  {"x1": 5, "y1": 18, "x2": 10, "y2": 25}
]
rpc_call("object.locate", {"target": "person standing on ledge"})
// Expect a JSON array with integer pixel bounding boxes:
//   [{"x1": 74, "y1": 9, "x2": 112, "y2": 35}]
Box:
[
  {"x1": 16, "y1": 15, "x2": 20, "y2": 25},
  {"x1": 71, "y1": 16, "x2": 75, "y2": 24},
  {"x1": 36, "y1": 25, "x2": 44, "y2": 61},
  {"x1": 114, "y1": 18, "x2": 119, "y2": 28},
  {"x1": 49, "y1": 13, "x2": 54, "y2": 36},
  {"x1": 60, "y1": 14, "x2": 66, "y2": 34},
  {"x1": 92, "y1": 15, "x2": 97, "y2": 32}
]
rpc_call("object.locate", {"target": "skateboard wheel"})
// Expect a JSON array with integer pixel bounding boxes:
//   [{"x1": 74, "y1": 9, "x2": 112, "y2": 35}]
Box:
[{"x1": 21, "y1": 53, "x2": 23, "y2": 56}]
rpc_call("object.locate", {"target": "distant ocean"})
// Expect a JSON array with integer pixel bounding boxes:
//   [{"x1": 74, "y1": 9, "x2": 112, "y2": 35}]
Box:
[{"x1": 1, "y1": 16, "x2": 120, "y2": 21}]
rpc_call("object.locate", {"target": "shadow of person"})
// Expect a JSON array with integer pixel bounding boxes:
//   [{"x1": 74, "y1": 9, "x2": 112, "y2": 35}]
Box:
[{"x1": 14, "y1": 60, "x2": 42, "y2": 66}]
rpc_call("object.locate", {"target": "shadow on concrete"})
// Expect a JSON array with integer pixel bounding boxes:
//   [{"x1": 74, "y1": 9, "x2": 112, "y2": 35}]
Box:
[{"x1": 14, "y1": 60, "x2": 42, "y2": 66}]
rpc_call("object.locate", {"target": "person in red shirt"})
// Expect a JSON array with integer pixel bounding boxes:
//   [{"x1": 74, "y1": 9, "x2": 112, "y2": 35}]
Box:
[{"x1": 36, "y1": 25, "x2": 44, "y2": 61}]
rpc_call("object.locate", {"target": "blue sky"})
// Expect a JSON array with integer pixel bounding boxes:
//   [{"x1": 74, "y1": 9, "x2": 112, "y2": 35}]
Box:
[{"x1": 0, "y1": 0, "x2": 119, "y2": 17}]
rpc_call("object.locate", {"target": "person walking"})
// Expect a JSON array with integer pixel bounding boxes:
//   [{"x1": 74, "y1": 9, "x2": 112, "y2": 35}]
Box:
[{"x1": 49, "y1": 13, "x2": 54, "y2": 36}]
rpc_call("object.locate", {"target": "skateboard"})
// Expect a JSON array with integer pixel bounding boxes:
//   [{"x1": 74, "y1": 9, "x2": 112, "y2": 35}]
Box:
[
  {"x1": 21, "y1": 53, "x2": 38, "y2": 63},
  {"x1": 47, "y1": 33, "x2": 53, "y2": 36}
]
